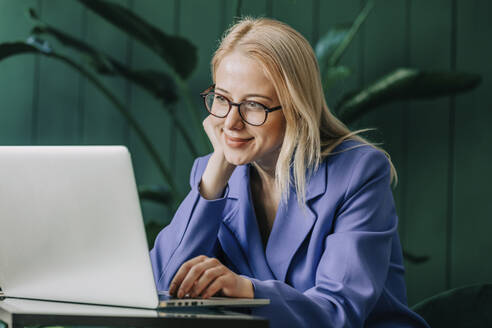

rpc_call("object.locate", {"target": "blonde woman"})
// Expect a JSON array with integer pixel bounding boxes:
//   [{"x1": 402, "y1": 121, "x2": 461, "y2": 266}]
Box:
[{"x1": 150, "y1": 18, "x2": 429, "y2": 328}]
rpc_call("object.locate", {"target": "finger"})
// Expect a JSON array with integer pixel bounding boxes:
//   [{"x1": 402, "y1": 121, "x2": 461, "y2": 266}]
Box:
[
  {"x1": 178, "y1": 257, "x2": 220, "y2": 298},
  {"x1": 203, "y1": 116, "x2": 224, "y2": 151},
  {"x1": 169, "y1": 255, "x2": 207, "y2": 296},
  {"x1": 170, "y1": 255, "x2": 208, "y2": 294},
  {"x1": 191, "y1": 266, "x2": 226, "y2": 297},
  {"x1": 201, "y1": 275, "x2": 228, "y2": 299}
]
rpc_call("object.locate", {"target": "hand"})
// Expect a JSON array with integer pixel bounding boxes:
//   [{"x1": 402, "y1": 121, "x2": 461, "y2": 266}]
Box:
[
  {"x1": 199, "y1": 116, "x2": 236, "y2": 199},
  {"x1": 169, "y1": 255, "x2": 254, "y2": 299},
  {"x1": 203, "y1": 115, "x2": 226, "y2": 157}
]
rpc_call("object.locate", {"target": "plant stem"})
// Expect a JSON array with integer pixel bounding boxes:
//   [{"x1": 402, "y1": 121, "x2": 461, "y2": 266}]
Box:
[
  {"x1": 329, "y1": 0, "x2": 374, "y2": 67},
  {"x1": 174, "y1": 74, "x2": 212, "y2": 153},
  {"x1": 166, "y1": 107, "x2": 200, "y2": 158}
]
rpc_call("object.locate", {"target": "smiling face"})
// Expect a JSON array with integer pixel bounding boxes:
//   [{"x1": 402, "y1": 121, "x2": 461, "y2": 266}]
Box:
[{"x1": 212, "y1": 51, "x2": 286, "y2": 168}]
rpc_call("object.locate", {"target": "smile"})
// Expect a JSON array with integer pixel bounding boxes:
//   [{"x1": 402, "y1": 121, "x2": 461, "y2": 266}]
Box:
[{"x1": 224, "y1": 134, "x2": 254, "y2": 148}]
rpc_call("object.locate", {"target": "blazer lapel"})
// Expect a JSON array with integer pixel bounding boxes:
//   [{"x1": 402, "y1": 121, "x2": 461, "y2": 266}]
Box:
[
  {"x1": 265, "y1": 161, "x2": 328, "y2": 282},
  {"x1": 221, "y1": 164, "x2": 276, "y2": 280}
]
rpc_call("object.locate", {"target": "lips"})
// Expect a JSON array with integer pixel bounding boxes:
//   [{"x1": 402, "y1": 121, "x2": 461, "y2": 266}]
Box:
[
  {"x1": 224, "y1": 134, "x2": 253, "y2": 148},
  {"x1": 226, "y1": 135, "x2": 253, "y2": 142}
]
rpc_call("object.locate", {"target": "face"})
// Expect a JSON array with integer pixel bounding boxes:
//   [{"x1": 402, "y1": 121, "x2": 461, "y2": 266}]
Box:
[{"x1": 212, "y1": 51, "x2": 286, "y2": 168}]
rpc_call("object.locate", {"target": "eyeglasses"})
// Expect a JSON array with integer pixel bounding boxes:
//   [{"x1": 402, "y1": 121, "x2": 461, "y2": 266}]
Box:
[{"x1": 200, "y1": 85, "x2": 282, "y2": 126}]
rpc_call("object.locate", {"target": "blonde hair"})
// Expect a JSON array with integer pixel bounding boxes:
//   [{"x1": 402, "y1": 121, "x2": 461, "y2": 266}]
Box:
[{"x1": 212, "y1": 17, "x2": 397, "y2": 205}]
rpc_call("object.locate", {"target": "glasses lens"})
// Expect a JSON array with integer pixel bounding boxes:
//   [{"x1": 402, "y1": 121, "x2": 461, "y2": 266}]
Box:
[
  {"x1": 205, "y1": 93, "x2": 229, "y2": 117},
  {"x1": 240, "y1": 101, "x2": 267, "y2": 125}
]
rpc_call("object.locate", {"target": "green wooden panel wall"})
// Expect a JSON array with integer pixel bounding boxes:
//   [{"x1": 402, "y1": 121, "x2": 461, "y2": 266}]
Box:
[
  {"x1": 0, "y1": 0, "x2": 39, "y2": 145},
  {"x1": 129, "y1": 0, "x2": 176, "y2": 224},
  {"x1": 453, "y1": 0, "x2": 492, "y2": 287},
  {"x1": 404, "y1": 0, "x2": 451, "y2": 303},
  {"x1": 36, "y1": 0, "x2": 82, "y2": 145},
  {"x1": 0, "y1": 0, "x2": 491, "y2": 307},
  {"x1": 83, "y1": 0, "x2": 129, "y2": 146}
]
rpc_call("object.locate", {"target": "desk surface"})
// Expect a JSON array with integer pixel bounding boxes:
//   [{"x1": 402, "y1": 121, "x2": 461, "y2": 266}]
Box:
[{"x1": 0, "y1": 298, "x2": 268, "y2": 328}]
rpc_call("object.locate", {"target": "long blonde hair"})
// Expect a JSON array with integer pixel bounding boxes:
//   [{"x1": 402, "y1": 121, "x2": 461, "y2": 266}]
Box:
[{"x1": 212, "y1": 17, "x2": 397, "y2": 205}]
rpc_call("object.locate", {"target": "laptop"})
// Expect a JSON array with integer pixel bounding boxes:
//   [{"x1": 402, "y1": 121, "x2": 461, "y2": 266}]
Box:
[{"x1": 0, "y1": 146, "x2": 268, "y2": 309}]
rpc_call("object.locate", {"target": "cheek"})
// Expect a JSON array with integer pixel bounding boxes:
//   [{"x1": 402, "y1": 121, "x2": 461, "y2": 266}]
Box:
[
  {"x1": 266, "y1": 118, "x2": 286, "y2": 145},
  {"x1": 210, "y1": 116, "x2": 224, "y2": 128},
  {"x1": 254, "y1": 128, "x2": 285, "y2": 153}
]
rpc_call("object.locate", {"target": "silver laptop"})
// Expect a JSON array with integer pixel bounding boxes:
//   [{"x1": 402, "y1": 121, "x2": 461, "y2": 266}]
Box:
[{"x1": 0, "y1": 146, "x2": 268, "y2": 309}]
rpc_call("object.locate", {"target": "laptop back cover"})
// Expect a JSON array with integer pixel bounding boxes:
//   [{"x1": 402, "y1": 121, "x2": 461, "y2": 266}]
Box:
[{"x1": 0, "y1": 146, "x2": 158, "y2": 308}]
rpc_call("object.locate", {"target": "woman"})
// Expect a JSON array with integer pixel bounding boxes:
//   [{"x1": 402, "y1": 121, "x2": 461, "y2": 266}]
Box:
[{"x1": 150, "y1": 17, "x2": 429, "y2": 328}]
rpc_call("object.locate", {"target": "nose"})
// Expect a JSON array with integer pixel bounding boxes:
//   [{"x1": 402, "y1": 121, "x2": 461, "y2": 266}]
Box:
[{"x1": 224, "y1": 104, "x2": 245, "y2": 130}]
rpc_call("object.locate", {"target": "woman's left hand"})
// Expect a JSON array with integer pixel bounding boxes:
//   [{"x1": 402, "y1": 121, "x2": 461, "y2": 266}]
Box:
[{"x1": 169, "y1": 255, "x2": 254, "y2": 299}]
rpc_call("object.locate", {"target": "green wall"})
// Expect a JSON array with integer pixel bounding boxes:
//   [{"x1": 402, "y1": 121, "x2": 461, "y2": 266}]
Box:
[{"x1": 1, "y1": 0, "x2": 491, "y2": 306}]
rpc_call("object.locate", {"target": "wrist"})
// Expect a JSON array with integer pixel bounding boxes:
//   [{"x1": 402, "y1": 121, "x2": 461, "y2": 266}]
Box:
[
  {"x1": 239, "y1": 276, "x2": 254, "y2": 299},
  {"x1": 210, "y1": 152, "x2": 235, "y2": 176},
  {"x1": 199, "y1": 153, "x2": 235, "y2": 200}
]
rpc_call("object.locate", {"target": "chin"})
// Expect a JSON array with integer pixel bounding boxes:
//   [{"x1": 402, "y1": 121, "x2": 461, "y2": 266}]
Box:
[{"x1": 223, "y1": 150, "x2": 252, "y2": 166}]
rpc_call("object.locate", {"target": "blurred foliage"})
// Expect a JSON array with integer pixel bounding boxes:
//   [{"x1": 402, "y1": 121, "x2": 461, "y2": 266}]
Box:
[
  {"x1": 315, "y1": 0, "x2": 482, "y2": 125},
  {"x1": 0, "y1": 0, "x2": 482, "y2": 252}
]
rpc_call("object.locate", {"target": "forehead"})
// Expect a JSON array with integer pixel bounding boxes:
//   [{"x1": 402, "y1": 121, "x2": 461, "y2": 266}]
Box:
[{"x1": 214, "y1": 51, "x2": 276, "y2": 96}]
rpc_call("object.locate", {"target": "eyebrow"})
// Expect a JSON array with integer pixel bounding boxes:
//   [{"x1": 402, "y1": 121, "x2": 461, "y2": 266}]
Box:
[{"x1": 215, "y1": 87, "x2": 273, "y2": 101}]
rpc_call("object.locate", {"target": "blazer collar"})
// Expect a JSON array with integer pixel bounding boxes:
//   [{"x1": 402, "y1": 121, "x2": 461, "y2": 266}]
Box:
[{"x1": 227, "y1": 160, "x2": 327, "y2": 202}]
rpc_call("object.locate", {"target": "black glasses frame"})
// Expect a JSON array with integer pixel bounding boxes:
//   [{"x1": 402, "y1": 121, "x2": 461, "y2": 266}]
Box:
[{"x1": 200, "y1": 84, "x2": 282, "y2": 126}]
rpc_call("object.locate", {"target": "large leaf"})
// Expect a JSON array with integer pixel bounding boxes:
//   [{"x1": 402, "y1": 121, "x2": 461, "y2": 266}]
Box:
[
  {"x1": 412, "y1": 283, "x2": 492, "y2": 328},
  {"x1": 28, "y1": 11, "x2": 178, "y2": 104},
  {"x1": 402, "y1": 249, "x2": 429, "y2": 264},
  {"x1": 336, "y1": 68, "x2": 482, "y2": 124},
  {"x1": 325, "y1": 0, "x2": 374, "y2": 68},
  {"x1": 0, "y1": 41, "x2": 44, "y2": 60},
  {"x1": 316, "y1": 0, "x2": 373, "y2": 93},
  {"x1": 77, "y1": 0, "x2": 197, "y2": 80},
  {"x1": 323, "y1": 65, "x2": 351, "y2": 93},
  {"x1": 138, "y1": 185, "x2": 173, "y2": 205},
  {"x1": 0, "y1": 36, "x2": 55, "y2": 61},
  {"x1": 315, "y1": 25, "x2": 350, "y2": 76},
  {"x1": 29, "y1": 11, "x2": 198, "y2": 155}
]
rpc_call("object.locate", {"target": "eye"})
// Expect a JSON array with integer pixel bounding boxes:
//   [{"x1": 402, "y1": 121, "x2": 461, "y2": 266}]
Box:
[
  {"x1": 244, "y1": 101, "x2": 262, "y2": 109},
  {"x1": 214, "y1": 94, "x2": 227, "y2": 103}
]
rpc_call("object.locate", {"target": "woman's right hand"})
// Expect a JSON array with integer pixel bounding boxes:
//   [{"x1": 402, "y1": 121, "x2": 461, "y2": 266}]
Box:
[
  {"x1": 202, "y1": 115, "x2": 226, "y2": 156},
  {"x1": 199, "y1": 116, "x2": 236, "y2": 200}
]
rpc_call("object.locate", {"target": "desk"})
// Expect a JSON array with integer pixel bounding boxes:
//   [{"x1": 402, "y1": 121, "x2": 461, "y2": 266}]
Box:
[{"x1": 0, "y1": 298, "x2": 268, "y2": 328}]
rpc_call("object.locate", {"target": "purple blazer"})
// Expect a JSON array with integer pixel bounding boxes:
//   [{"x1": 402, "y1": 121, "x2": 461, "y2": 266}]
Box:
[{"x1": 150, "y1": 140, "x2": 429, "y2": 327}]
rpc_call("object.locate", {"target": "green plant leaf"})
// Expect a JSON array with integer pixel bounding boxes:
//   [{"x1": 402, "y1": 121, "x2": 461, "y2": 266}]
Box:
[
  {"x1": 138, "y1": 185, "x2": 173, "y2": 205},
  {"x1": 411, "y1": 283, "x2": 492, "y2": 327},
  {"x1": 28, "y1": 11, "x2": 199, "y2": 155},
  {"x1": 315, "y1": 25, "x2": 350, "y2": 75},
  {"x1": 402, "y1": 249, "x2": 429, "y2": 264},
  {"x1": 0, "y1": 41, "x2": 40, "y2": 60},
  {"x1": 336, "y1": 68, "x2": 482, "y2": 124},
  {"x1": 29, "y1": 20, "x2": 178, "y2": 104},
  {"x1": 116, "y1": 67, "x2": 178, "y2": 104},
  {"x1": 326, "y1": 0, "x2": 374, "y2": 68},
  {"x1": 77, "y1": 0, "x2": 197, "y2": 80},
  {"x1": 323, "y1": 65, "x2": 351, "y2": 92},
  {"x1": 316, "y1": 0, "x2": 373, "y2": 92}
]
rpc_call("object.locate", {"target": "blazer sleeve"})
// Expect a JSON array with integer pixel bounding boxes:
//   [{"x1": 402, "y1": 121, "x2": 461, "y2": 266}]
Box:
[
  {"x1": 248, "y1": 150, "x2": 404, "y2": 328},
  {"x1": 149, "y1": 155, "x2": 229, "y2": 291}
]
